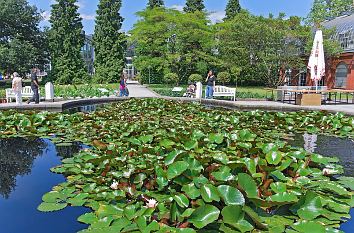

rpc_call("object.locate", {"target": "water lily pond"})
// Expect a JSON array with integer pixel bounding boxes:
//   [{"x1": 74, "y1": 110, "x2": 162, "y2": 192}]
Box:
[
  {"x1": 0, "y1": 138, "x2": 88, "y2": 233},
  {"x1": 1, "y1": 99, "x2": 354, "y2": 233}
]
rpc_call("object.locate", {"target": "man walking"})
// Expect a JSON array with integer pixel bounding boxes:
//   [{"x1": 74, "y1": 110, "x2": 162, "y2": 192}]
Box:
[{"x1": 27, "y1": 68, "x2": 39, "y2": 104}]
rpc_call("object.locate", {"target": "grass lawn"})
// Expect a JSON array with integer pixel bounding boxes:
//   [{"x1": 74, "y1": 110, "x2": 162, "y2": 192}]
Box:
[{"x1": 148, "y1": 84, "x2": 270, "y2": 99}]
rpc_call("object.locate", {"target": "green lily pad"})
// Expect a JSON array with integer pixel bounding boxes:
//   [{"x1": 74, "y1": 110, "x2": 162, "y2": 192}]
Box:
[{"x1": 189, "y1": 204, "x2": 220, "y2": 229}]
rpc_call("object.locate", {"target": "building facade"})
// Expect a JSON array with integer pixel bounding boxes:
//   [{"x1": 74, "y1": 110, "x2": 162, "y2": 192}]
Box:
[{"x1": 322, "y1": 13, "x2": 354, "y2": 90}]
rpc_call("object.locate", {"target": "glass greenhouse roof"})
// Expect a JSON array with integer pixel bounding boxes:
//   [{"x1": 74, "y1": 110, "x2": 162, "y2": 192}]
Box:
[{"x1": 323, "y1": 13, "x2": 354, "y2": 52}]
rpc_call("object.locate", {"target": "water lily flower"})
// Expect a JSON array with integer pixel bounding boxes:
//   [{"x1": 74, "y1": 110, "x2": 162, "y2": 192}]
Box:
[
  {"x1": 322, "y1": 168, "x2": 336, "y2": 175},
  {"x1": 110, "y1": 181, "x2": 119, "y2": 190},
  {"x1": 146, "y1": 199, "x2": 158, "y2": 208}
]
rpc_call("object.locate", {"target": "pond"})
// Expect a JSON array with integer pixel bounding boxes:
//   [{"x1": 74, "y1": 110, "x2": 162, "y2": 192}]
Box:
[
  {"x1": 0, "y1": 138, "x2": 88, "y2": 233},
  {"x1": 1, "y1": 99, "x2": 354, "y2": 232},
  {"x1": 289, "y1": 133, "x2": 354, "y2": 231}
]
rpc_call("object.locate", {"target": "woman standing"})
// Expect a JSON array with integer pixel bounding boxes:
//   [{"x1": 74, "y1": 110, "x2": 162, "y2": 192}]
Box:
[
  {"x1": 119, "y1": 72, "x2": 129, "y2": 97},
  {"x1": 12, "y1": 72, "x2": 23, "y2": 105},
  {"x1": 205, "y1": 70, "x2": 216, "y2": 99}
]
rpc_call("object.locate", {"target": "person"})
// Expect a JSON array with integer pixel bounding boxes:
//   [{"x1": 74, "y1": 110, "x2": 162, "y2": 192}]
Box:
[
  {"x1": 183, "y1": 82, "x2": 196, "y2": 97},
  {"x1": 205, "y1": 70, "x2": 216, "y2": 99},
  {"x1": 12, "y1": 72, "x2": 23, "y2": 105},
  {"x1": 27, "y1": 68, "x2": 40, "y2": 104},
  {"x1": 119, "y1": 72, "x2": 129, "y2": 97}
]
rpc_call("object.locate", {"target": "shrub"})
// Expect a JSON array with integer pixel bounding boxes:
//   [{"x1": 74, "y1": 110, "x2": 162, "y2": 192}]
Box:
[
  {"x1": 163, "y1": 73, "x2": 179, "y2": 86},
  {"x1": 188, "y1": 74, "x2": 203, "y2": 83},
  {"x1": 217, "y1": 71, "x2": 231, "y2": 85}
]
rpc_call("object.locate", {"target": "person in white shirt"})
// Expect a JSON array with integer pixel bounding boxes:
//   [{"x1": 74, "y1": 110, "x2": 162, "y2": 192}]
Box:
[{"x1": 12, "y1": 72, "x2": 23, "y2": 105}]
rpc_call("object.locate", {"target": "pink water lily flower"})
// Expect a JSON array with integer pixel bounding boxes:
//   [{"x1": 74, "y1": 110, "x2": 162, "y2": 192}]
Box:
[{"x1": 146, "y1": 199, "x2": 158, "y2": 208}]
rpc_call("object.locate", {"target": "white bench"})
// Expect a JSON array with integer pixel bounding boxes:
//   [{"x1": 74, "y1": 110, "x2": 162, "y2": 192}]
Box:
[
  {"x1": 212, "y1": 86, "x2": 236, "y2": 101},
  {"x1": 6, "y1": 86, "x2": 40, "y2": 103}
]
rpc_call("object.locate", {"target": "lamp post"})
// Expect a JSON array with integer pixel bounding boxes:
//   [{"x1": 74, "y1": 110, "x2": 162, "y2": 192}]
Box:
[{"x1": 148, "y1": 66, "x2": 151, "y2": 84}]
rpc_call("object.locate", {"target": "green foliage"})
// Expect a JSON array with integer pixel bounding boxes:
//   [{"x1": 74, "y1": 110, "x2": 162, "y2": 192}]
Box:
[
  {"x1": 148, "y1": 0, "x2": 164, "y2": 8},
  {"x1": 188, "y1": 74, "x2": 203, "y2": 83},
  {"x1": 53, "y1": 84, "x2": 116, "y2": 98},
  {"x1": 224, "y1": 0, "x2": 241, "y2": 20},
  {"x1": 93, "y1": 0, "x2": 126, "y2": 84},
  {"x1": 0, "y1": 0, "x2": 48, "y2": 75},
  {"x1": 163, "y1": 73, "x2": 179, "y2": 85},
  {"x1": 217, "y1": 71, "x2": 231, "y2": 85},
  {"x1": 1, "y1": 99, "x2": 354, "y2": 232},
  {"x1": 130, "y1": 8, "x2": 215, "y2": 84},
  {"x1": 49, "y1": 0, "x2": 88, "y2": 84},
  {"x1": 216, "y1": 12, "x2": 340, "y2": 87},
  {"x1": 184, "y1": 0, "x2": 205, "y2": 13},
  {"x1": 307, "y1": 0, "x2": 353, "y2": 24}
]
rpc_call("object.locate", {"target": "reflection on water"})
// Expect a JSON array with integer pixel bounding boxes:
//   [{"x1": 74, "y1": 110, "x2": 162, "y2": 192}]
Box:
[
  {"x1": 0, "y1": 138, "x2": 87, "y2": 233},
  {"x1": 0, "y1": 138, "x2": 46, "y2": 199},
  {"x1": 291, "y1": 133, "x2": 354, "y2": 177},
  {"x1": 290, "y1": 134, "x2": 354, "y2": 231},
  {"x1": 64, "y1": 104, "x2": 104, "y2": 114}
]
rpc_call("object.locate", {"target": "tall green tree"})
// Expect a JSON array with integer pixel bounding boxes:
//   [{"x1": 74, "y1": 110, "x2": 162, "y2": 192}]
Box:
[
  {"x1": 130, "y1": 8, "x2": 215, "y2": 84},
  {"x1": 307, "y1": 0, "x2": 353, "y2": 24},
  {"x1": 0, "y1": 0, "x2": 48, "y2": 75},
  {"x1": 93, "y1": 0, "x2": 126, "y2": 83},
  {"x1": 148, "y1": 0, "x2": 164, "y2": 8},
  {"x1": 49, "y1": 0, "x2": 88, "y2": 84},
  {"x1": 184, "y1": 0, "x2": 205, "y2": 13},
  {"x1": 224, "y1": 0, "x2": 241, "y2": 20}
]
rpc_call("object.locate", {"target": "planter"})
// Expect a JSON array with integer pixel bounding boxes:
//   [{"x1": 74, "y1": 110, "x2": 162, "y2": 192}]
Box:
[{"x1": 296, "y1": 93, "x2": 321, "y2": 106}]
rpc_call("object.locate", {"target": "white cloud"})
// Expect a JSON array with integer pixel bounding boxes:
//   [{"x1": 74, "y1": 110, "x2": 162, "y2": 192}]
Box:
[
  {"x1": 208, "y1": 11, "x2": 225, "y2": 24},
  {"x1": 41, "y1": 11, "x2": 51, "y2": 21},
  {"x1": 170, "y1": 4, "x2": 184, "y2": 12},
  {"x1": 81, "y1": 14, "x2": 96, "y2": 21}
]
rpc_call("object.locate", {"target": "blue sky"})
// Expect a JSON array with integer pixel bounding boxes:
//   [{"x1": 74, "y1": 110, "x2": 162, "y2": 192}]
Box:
[{"x1": 28, "y1": 0, "x2": 314, "y2": 34}]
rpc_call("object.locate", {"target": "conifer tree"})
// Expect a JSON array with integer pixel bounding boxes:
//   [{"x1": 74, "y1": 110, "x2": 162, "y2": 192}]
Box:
[
  {"x1": 225, "y1": 0, "x2": 241, "y2": 20},
  {"x1": 148, "y1": 0, "x2": 164, "y2": 8},
  {"x1": 184, "y1": 0, "x2": 205, "y2": 13},
  {"x1": 93, "y1": 0, "x2": 126, "y2": 83},
  {"x1": 49, "y1": 0, "x2": 88, "y2": 84}
]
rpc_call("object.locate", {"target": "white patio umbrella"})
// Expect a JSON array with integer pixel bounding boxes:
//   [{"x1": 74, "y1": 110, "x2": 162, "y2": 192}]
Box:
[{"x1": 308, "y1": 30, "x2": 326, "y2": 92}]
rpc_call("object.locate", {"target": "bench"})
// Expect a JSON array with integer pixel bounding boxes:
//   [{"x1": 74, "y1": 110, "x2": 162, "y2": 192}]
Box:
[
  {"x1": 212, "y1": 86, "x2": 236, "y2": 101},
  {"x1": 6, "y1": 86, "x2": 40, "y2": 103}
]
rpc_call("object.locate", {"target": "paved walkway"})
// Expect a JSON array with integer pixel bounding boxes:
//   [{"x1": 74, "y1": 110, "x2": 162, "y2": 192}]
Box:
[
  {"x1": 0, "y1": 83, "x2": 353, "y2": 116},
  {"x1": 127, "y1": 83, "x2": 158, "y2": 98}
]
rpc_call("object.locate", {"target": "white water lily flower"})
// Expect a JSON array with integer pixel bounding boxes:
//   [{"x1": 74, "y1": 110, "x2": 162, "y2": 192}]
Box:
[
  {"x1": 110, "y1": 181, "x2": 119, "y2": 190},
  {"x1": 322, "y1": 168, "x2": 336, "y2": 175},
  {"x1": 146, "y1": 199, "x2": 158, "y2": 208}
]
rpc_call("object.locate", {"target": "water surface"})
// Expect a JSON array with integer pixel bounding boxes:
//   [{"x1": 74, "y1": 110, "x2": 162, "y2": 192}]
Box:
[
  {"x1": 290, "y1": 134, "x2": 354, "y2": 231},
  {"x1": 0, "y1": 138, "x2": 88, "y2": 233}
]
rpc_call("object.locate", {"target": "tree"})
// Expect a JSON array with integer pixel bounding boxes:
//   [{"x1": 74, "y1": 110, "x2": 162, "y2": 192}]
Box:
[
  {"x1": 224, "y1": 0, "x2": 241, "y2": 20},
  {"x1": 307, "y1": 0, "x2": 353, "y2": 24},
  {"x1": 0, "y1": 0, "x2": 48, "y2": 75},
  {"x1": 217, "y1": 12, "x2": 341, "y2": 87},
  {"x1": 148, "y1": 0, "x2": 164, "y2": 8},
  {"x1": 93, "y1": 0, "x2": 126, "y2": 83},
  {"x1": 130, "y1": 8, "x2": 215, "y2": 84},
  {"x1": 184, "y1": 0, "x2": 205, "y2": 13},
  {"x1": 49, "y1": 0, "x2": 88, "y2": 84}
]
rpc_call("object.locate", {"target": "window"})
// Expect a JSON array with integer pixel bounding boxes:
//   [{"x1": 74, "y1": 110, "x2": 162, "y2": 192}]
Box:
[
  {"x1": 338, "y1": 29, "x2": 354, "y2": 50},
  {"x1": 299, "y1": 72, "x2": 307, "y2": 86},
  {"x1": 335, "y1": 63, "x2": 348, "y2": 88},
  {"x1": 284, "y1": 69, "x2": 292, "y2": 85}
]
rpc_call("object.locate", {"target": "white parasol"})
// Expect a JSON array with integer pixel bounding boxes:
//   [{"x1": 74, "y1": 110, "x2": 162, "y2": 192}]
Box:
[{"x1": 307, "y1": 30, "x2": 326, "y2": 92}]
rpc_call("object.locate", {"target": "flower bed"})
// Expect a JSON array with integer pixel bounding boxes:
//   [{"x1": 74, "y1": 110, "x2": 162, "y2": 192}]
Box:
[{"x1": 0, "y1": 99, "x2": 354, "y2": 233}]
